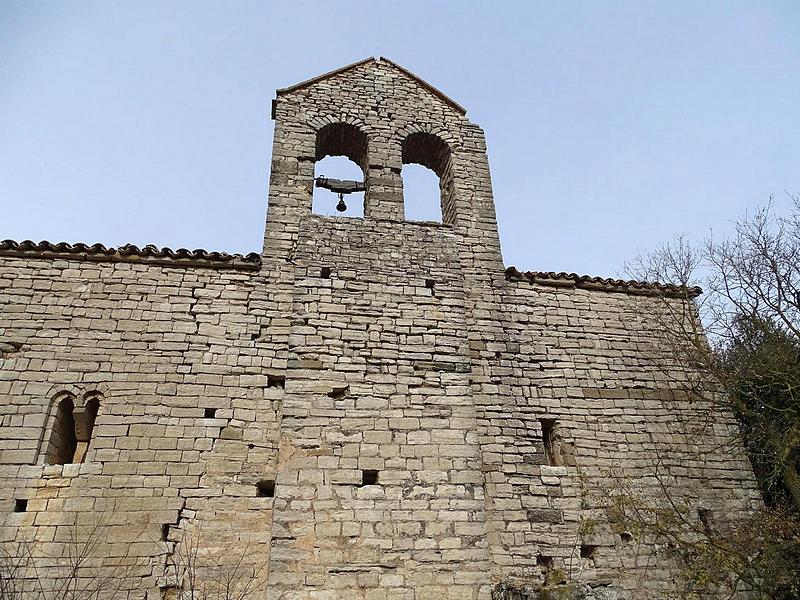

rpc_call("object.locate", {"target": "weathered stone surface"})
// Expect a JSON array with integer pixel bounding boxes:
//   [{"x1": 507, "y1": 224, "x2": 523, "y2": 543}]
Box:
[
  {"x1": 495, "y1": 582, "x2": 630, "y2": 600},
  {"x1": 0, "y1": 58, "x2": 759, "y2": 599}
]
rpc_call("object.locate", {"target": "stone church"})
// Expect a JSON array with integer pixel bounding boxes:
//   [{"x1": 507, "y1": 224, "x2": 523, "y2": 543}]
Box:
[{"x1": 0, "y1": 58, "x2": 760, "y2": 599}]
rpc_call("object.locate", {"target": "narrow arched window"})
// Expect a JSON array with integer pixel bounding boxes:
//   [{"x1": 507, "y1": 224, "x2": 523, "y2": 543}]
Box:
[
  {"x1": 312, "y1": 123, "x2": 368, "y2": 217},
  {"x1": 46, "y1": 396, "x2": 77, "y2": 465},
  {"x1": 401, "y1": 132, "x2": 455, "y2": 224},
  {"x1": 72, "y1": 396, "x2": 100, "y2": 464},
  {"x1": 45, "y1": 395, "x2": 100, "y2": 465}
]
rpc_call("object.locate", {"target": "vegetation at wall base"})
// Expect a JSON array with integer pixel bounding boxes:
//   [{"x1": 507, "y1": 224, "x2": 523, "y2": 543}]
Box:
[{"x1": 626, "y1": 195, "x2": 800, "y2": 599}]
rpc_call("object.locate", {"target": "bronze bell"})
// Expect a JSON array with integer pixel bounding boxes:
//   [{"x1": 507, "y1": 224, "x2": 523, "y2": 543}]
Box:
[{"x1": 315, "y1": 177, "x2": 364, "y2": 214}]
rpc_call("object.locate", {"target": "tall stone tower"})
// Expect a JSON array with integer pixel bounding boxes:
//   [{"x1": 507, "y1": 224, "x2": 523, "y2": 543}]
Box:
[
  {"x1": 0, "y1": 58, "x2": 760, "y2": 600},
  {"x1": 262, "y1": 56, "x2": 503, "y2": 600}
]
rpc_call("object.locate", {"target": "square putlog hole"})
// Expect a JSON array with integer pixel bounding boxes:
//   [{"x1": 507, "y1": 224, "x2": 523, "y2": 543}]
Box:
[
  {"x1": 537, "y1": 554, "x2": 553, "y2": 569},
  {"x1": 267, "y1": 375, "x2": 286, "y2": 389},
  {"x1": 328, "y1": 385, "x2": 349, "y2": 400},
  {"x1": 203, "y1": 407, "x2": 217, "y2": 418},
  {"x1": 256, "y1": 480, "x2": 275, "y2": 498},
  {"x1": 14, "y1": 499, "x2": 28, "y2": 513},
  {"x1": 361, "y1": 470, "x2": 379, "y2": 486}
]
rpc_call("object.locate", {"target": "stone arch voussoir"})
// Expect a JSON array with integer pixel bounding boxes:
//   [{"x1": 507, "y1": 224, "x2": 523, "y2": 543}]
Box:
[
  {"x1": 307, "y1": 113, "x2": 373, "y2": 136},
  {"x1": 397, "y1": 122, "x2": 461, "y2": 152}
]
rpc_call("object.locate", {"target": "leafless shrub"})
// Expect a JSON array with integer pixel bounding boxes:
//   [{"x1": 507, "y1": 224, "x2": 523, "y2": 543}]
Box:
[
  {"x1": 620, "y1": 193, "x2": 800, "y2": 598},
  {"x1": 160, "y1": 524, "x2": 267, "y2": 600},
  {"x1": 0, "y1": 518, "x2": 133, "y2": 600}
]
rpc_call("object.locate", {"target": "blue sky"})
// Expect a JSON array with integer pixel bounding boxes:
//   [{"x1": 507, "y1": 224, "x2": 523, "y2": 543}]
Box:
[{"x1": 1, "y1": 1, "x2": 798, "y2": 276}]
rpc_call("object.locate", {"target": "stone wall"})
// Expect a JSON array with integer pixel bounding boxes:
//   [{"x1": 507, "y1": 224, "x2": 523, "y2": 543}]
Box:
[
  {"x1": 268, "y1": 215, "x2": 489, "y2": 600},
  {"x1": 0, "y1": 58, "x2": 760, "y2": 599},
  {"x1": 484, "y1": 279, "x2": 761, "y2": 596},
  {"x1": 0, "y1": 253, "x2": 279, "y2": 597}
]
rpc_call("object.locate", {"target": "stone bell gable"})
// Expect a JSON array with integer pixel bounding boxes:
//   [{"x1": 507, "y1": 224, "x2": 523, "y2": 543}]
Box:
[{"x1": 0, "y1": 59, "x2": 759, "y2": 600}]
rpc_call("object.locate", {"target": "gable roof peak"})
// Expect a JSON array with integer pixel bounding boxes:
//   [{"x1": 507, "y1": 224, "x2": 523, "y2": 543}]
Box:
[{"x1": 275, "y1": 57, "x2": 466, "y2": 116}]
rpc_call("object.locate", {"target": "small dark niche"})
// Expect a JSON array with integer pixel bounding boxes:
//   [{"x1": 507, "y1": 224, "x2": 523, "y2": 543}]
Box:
[
  {"x1": 698, "y1": 508, "x2": 713, "y2": 532},
  {"x1": 256, "y1": 480, "x2": 275, "y2": 498},
  {"x1": 14, "y1": 499, "x2": 27, "y2": 513},
  {"x1": 203, "y1": 407, "x2": 217, "y2": 418},
  {"x1": 247, "y1": 443, "x2": 255, "y2": 450},
  {"x1": 537, "y1": 554, "x2": 553, "y2": 569},
  {"x1": 425, "y1": 279, "x2": 436, "y2": 294},
  {"x1": 320, "y1": 267, "x2": 332, "y2": 279},
  {"x1": 620, "y1": 531, "x2": 634, "y2": 544},
  {"x1": 328, "y1": 385, "x2": 349, "y2": 400},
  {"x1": 580, "y1": 545, "x2": 598, "y2": 559},
  {"x1": 160, "y1": 523, "x2": 170, "y2": 542},
  {"x1": 361, "y1": 470, "x2": 379, "y2": 486},
  {"x1": 267, "y1": 375, "x2": 286, "y2": 389}
]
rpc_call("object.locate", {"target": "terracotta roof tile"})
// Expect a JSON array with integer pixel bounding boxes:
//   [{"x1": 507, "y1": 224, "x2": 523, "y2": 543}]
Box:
[
  {"x1": 0, "y1": 240, "x2": 261, "y2": 271},
  {"x1": 505, "y1": 267, "x2": 702, "y2": 298}
]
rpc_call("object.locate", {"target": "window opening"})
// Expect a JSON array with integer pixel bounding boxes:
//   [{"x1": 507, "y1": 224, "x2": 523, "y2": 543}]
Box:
[
  {"x1": 203, "y1": 407, "x2": 217, "y2": 418},
  {"x1": 72, "y1": 396, "x2": 99, "y2": 464},
  {"x1": 320, "y1": 266, "x2": 332, "y2": 279},
  {"x1": 14, "y1": 499, "x2": 28, "y2": 513},
  {"x1": 46, "y1": 395, "x2": 100, "y2": 465},
  {"x1": 539, "y1": 418, "x2": 564, "y2": 467},
  {"x1": 48, "y1": 397, "x2": 77, "y2": 465}
]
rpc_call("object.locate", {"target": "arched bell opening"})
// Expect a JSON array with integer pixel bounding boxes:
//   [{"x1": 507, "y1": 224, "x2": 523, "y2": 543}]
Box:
[
  {"x1": 312, "y1": 123, "x2": 368, "y2": 217},
  {"x1": 401, "y1": 132, "x2": 455, "y2": 225},
  {"x1": 401, "y1": 164, "x2": 443, "y2": 222},
  {"x1": 313, "y1": 157, "x2": 365, "y2": 217}
]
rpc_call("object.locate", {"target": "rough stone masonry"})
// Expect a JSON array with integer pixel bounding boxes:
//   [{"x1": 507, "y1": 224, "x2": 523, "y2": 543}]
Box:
[{"x1": 0, "y1": 58, "x2": 761, "y2": 599}]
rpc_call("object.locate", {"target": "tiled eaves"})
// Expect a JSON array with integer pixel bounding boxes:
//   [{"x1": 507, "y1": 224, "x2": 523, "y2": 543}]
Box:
[
  {"x1": 505, "y1": 266, "x2": 702, "y2": 298},
  {"x1": 0, "y1": 240, "x2": 262, "y2": 271}
]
